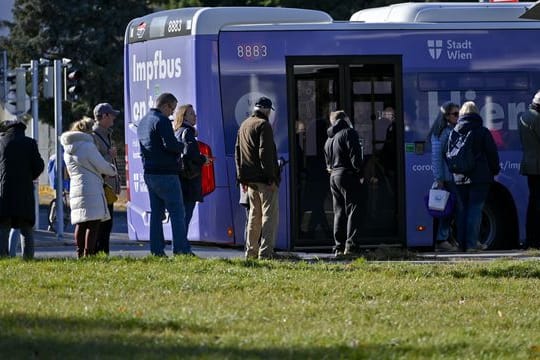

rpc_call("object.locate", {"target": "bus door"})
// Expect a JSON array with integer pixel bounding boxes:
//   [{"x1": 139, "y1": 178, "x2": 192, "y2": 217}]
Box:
[{"x1": 287, "y1": 56, "x2": 404, "y2": 249}]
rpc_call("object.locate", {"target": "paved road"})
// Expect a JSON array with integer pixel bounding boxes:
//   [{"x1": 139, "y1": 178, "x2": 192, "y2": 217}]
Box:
[{"x1": 13, "y1": 206, "x2": 540, "y2": 261}]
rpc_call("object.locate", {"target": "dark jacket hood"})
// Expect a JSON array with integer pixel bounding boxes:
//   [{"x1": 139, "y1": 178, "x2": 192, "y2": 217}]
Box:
[
  {"x1": 1, "y1": 120, "x2": 26, "y2": 133},
  {"x1": 455, "y1": 113, "x2": 483, "y2": 134},
  {"x1": 327, "y1": 119, "x2": 350, "y2": 138}
]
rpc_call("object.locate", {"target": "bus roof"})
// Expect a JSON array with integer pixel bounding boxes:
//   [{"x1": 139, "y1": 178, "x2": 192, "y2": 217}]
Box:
[
  {"x1": 350, "y1": 2, "x2": 535, "y2": 23},
  {"x1": 126, "y1": 7, "x2": 332, "y2": 43}
]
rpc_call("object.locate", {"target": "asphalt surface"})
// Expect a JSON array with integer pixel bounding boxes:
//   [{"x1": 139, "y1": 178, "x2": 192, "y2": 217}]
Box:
[{"x1": 11, "y1": 206, "x2": 540, "y2": 261}]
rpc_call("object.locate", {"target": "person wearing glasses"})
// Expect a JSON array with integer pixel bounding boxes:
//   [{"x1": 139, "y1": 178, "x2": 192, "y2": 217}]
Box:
[
  {"x1": 428, "y1": 101, "x2": 460, "y2": 251},
  {"x1": 137, "y1": 93, "x2": 193, "y2": 257},
  {"x1": 92, "y1": 103, "x2": 121, "y2": 254}
]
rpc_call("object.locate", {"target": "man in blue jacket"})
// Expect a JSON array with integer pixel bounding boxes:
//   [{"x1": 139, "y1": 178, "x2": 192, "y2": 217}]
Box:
[{"x1": 137, "y1": 93, "x2": 193, "y2": 256}]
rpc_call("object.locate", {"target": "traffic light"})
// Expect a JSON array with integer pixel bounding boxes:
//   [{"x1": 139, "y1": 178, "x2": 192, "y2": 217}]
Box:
[
  {"x1": 65, "y1": 69, "x2": 82, "y2": 101},
  {"x1": 6, "y1": 67, "x2": 27, "y2": 115}
]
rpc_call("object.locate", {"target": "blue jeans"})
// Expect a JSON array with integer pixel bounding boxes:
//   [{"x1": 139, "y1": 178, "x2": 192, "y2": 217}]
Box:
[
  {"x1": 0, "y1": 226, "x2": 34, "y2": 259},
  {"x1": 144, "y1": 174, "x2": 190, "y2": 255},
  {"x1": 184, "y1": 200, "x2": 196, "y2": 239},
  {"x1": 436, "y1": 182, "x2": 457, "y2": 242},
  {"x1": 455, "y1": 183, "x2": 490, "y2": 250}
]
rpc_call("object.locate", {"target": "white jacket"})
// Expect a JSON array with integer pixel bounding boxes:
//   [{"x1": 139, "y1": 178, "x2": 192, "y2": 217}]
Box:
[{"x1": 60, "y1": 131, "x2": 117, "y2": 224}]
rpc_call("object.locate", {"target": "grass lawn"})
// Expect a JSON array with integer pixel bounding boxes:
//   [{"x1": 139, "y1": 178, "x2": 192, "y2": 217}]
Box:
[{"x1": 1, "y1": 257, "x2": 540, "y2": 359}]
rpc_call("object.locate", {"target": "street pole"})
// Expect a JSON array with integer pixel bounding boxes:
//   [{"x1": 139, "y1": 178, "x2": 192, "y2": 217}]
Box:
[
  {"x1": 54, "y1": 59, "x2": 64, "y2": 240},
  {"x1": 30, "y1": 59, "x2": 39, "y2": 229}
]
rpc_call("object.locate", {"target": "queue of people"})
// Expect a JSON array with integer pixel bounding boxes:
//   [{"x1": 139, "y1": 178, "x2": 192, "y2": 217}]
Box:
[{"x1": 3, "y1": 90, "x2": 539, "y2": 259}]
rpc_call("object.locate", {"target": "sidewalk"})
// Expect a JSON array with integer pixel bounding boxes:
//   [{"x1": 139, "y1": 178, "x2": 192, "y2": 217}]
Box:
[{"x1": 31, "y1": 229, "x2": 540, "y2": 262}]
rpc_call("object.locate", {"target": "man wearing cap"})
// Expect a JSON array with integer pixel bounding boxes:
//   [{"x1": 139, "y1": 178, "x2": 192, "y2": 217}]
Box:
[
  {"x1": 519, "y1": 90, "x2": 540, "y2": 249},
  {"x1": 235, "y1": 96, "x2": 280, "y2": 259},
  {"x1": 92, "y1": 103, "x2": 122, "y2": 254}
]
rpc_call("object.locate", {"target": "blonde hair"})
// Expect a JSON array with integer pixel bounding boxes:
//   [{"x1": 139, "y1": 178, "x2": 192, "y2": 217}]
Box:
[
  {"x1": 70, "y1": 116, "x2": 95, "y2": 133},
  {"x1": 459, "y1": 101, "x2": 479, "y2": 117},
  {"x1": 173, "y1": 104, "x2": 193, "y2": 131}
]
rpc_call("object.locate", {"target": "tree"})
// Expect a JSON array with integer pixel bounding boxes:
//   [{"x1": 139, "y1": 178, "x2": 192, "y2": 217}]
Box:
[
  {"x1": 0, "y1": 0, "x2": 151, "y2": 130},
  {"x1": 151, "y1": 0, "x2": 400, "y2": 20}
]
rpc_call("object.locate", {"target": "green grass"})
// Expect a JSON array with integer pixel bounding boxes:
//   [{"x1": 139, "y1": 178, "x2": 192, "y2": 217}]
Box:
[{"x1": 2, "y1": 257, "x2": 540, "y2": 359}]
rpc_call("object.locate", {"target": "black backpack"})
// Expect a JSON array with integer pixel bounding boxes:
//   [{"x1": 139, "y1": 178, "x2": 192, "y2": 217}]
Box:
[{"x1": 445, "y1": 128, "x2": 476, "y2": 175}]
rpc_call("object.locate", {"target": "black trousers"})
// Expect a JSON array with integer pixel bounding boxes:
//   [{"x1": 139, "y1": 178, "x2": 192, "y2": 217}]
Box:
[
  {"x1": 330, "y1": 172, "x2": 362, "y2": 252},
  {"x1": 526, "y1": 175, "x2": 540, "y2": 248},
  {"x1": 96, "y1": 203, "x2": 114, "y2": 254}
]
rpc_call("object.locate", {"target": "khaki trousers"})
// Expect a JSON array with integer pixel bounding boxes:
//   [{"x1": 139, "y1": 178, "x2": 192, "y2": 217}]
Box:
[{"x1": 245, "y1": 182, "x2": 279, "y2": 259}]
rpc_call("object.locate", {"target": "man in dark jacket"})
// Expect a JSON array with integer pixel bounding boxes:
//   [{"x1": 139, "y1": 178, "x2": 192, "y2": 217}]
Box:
[
  {"x1": 235, "y1": 96, "x2": 280, "y2": 259},
  {"x1": 324, "y1": 110, "x2": 363, "y2": 256},
  {"x1": 137, "y1": 92, "x2": 192, "y2": 257},
  {"x1": 0, "y1": 120, "x2": 45, "y2": 259},
  {"x1": 519, "y1": 91, "x2": 540, "y2": 249}
]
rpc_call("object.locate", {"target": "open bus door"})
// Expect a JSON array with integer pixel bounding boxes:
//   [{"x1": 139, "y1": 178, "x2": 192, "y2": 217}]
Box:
[{"x1": 287, "y1": 56, "x2": 405, "y2": 250}]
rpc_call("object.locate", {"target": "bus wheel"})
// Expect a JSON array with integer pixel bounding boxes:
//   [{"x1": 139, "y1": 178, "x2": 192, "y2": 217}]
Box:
[{"x1": 479, "y1": 193, "x2": 518, "y2": 250}]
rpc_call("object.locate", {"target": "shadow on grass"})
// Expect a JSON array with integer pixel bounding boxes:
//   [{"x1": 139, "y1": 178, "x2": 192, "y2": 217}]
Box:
[{"x1": 0, "y1": 313, "x2": 516, "y2": 359}]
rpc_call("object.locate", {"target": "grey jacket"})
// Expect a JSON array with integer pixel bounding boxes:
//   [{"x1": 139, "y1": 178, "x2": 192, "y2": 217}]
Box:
[
  {"x1": 92, "y1": 124, "x2": 121, "y2": 194},
  {"x1": 519, "y1": 105, "x2": 540, "y2": 175}
]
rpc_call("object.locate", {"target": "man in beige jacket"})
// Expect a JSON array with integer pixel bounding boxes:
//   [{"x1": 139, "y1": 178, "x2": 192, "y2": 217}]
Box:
[{"x1": 235, "y1": 97, "x2": 280, "y2": 260}]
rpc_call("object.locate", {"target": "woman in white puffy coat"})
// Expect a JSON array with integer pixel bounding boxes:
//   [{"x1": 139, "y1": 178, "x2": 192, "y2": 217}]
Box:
[{"x1": 60, "y1": 118, "x2": 117, "y2": 257}]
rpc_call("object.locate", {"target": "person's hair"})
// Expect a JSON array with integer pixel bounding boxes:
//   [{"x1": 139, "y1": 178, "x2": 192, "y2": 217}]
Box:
[
  {"x1": 70, "y1": 116, "x2": 95, "y2": 133},
  {"x1": 329, "y1": 110, "x2": 348, "y2": 125},
  {"x1": 459, "y1": 101, "x2": 479, "y2": 117},
  {"x1": 173, "y1": 104, "x2": 193, "y2": 131},
  {"x1": 427, "y1": 101, "x2": 460, "y2": 139},
  {"x1": 155, "y1": 93, "x2": 178, "y2": 108}
]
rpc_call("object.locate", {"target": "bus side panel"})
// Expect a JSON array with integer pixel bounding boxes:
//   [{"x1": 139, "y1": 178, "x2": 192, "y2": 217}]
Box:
[
  {"x1": 190, "y1": 36, "x2": 235, "y2": 243},
  {"x1": 218, "y1": 28, "x2": 540, "y2": 248},
  {"x1": 125, "y1": 37, "x2": 198, "y2": 241},
  {"x1": 218, "y1": 33, "x2": 291, "y2": 249}
]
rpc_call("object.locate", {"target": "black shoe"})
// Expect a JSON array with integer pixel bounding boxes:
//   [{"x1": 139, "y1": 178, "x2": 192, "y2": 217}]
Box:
[{"x1": 436, "y1": 241, "x2": 459, "y2": 252}]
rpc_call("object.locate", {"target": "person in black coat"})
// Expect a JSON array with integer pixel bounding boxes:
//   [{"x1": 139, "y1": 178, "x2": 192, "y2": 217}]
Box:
[
  {"x1": 0, "y1": 120, "x2": 45, "y2": 259},
  {"x1": 324, "y1": 110, "x2": 364, "y2": 256},
  {"x1": 519, "y1": 91, "x2": 540, "y2": 249},
  {"x1": 451, "y1": 101, "x2": 500, "y2": 252},
  {"x1": 173, "y1": 104, "x2": 208, "y2": 237}
]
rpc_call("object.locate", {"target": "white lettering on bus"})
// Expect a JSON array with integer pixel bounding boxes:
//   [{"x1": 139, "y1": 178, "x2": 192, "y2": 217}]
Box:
[
  {"x1": 428, "y1": 90, "x2": 526, "y2": 131},
  {"x1": 412, "y1": 164, "x2": 433, "y2": 172},
  {"x1": 132, "y1": 100, "x2": 147, "y2": 123},
  {"x1": 446, "y1": 40, "x2": 473, "y2": 60},
  {"x1": 132, "y1": 51, "x2": 182, "y2": 89}
]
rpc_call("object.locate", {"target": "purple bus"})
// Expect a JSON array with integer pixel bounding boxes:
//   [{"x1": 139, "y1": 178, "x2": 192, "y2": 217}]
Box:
[{"x1": 124, "y1": 2, "x2": 540, "y2": 250}]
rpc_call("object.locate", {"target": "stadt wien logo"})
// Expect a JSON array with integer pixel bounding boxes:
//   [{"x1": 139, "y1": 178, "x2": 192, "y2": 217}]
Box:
[{"x1": 427, "y1": 39, "x2": 443, "y2": 60}]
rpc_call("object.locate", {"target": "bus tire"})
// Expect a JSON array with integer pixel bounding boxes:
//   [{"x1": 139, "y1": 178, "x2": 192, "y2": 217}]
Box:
[{"x1": 481, "y1": 189, "x2": 518, "y2": 250}]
